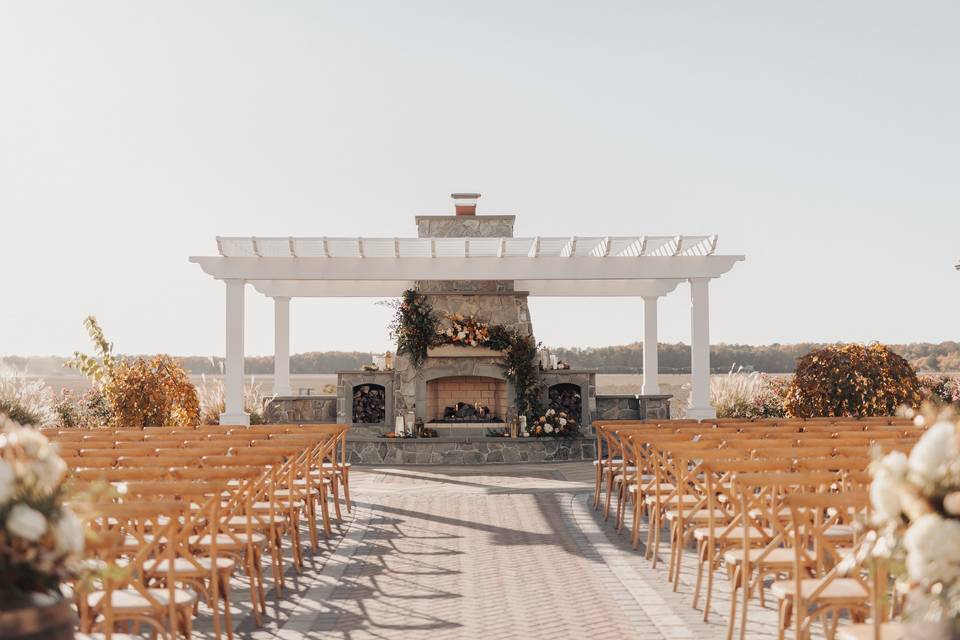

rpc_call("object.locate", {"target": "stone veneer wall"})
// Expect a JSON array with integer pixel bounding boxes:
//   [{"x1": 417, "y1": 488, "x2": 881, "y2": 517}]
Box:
[
  {"x1": 345, "y1": 437, "x2": 595, "y2": 465},
  {"x1": 416, "y1": 214, "x2": 515, "y2": 238},
  {"x1": 263, "y1": 396, "x2": 337, "y2": 423},
  {"x1": 595, "y1": 395, "x2": 672, "y2": 421}
]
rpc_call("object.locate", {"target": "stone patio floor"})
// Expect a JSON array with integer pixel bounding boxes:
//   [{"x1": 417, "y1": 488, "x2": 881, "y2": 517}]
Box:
[{"x1": 193, "y1": 462, "x2": 830, "y2": 640}]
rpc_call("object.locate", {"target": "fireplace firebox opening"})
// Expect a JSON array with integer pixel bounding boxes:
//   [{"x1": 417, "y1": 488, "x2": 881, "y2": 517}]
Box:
[{"x1": 426, "y1": 376, "x2": 507, "y2": 423}]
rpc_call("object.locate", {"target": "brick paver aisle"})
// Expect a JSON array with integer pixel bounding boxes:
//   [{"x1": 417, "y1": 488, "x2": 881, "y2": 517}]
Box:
[
  {"x1": 304, "y1": 468, "x2": 642, "y2": 639},
  {"x1": 195, "y1": 463, "x2": 810, "y2": 640}
]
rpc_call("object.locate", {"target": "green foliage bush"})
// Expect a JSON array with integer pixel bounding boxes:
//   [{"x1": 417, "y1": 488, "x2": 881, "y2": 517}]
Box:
[{"x1": 784, "y1": 343, "x2": 920, "y2": 418}]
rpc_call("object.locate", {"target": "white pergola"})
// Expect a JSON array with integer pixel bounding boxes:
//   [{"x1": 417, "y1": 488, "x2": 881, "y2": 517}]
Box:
[{"x1": 191, "y1": 234, "x2": 744, "y2": 425}]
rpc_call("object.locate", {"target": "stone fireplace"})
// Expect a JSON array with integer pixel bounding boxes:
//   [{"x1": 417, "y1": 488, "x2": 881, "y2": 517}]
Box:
[
  {"x1": 334, "y1": 193, "x2": 602, "y2": 438},
  {"x1": 426, "y1": 375, "x2": 508, "y2": 423}
]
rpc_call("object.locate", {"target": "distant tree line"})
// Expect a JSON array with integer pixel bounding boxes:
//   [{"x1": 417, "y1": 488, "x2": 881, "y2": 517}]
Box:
[
  {"x1": 548, "y1": 342, "x2": 960, "y2": 374},
  {"x1": 5, "y1": 342, "x2": 959, "y2": 375}
]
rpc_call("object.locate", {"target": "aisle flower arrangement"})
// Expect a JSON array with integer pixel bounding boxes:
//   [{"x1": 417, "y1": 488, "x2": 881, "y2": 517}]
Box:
[
  {"x1": 0, "y1": 419, "x2": 86, "y2": 605},
  {"x1": 439, "y1": 314, "x2": 491, "y2": 348},
  {"x1": 869, "y1": 409, "x2": 960, "y2": 631},
  {"x1": 523, "y1": 409, "x2": 580, "y2": 438}
]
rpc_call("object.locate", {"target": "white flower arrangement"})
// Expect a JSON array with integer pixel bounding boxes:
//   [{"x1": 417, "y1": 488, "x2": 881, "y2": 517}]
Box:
[
  {"x1": 523, "y1": 409, "x2": 579, "y2": 438},
  {"x1": 440, "y1": 314, "x2": 491, "y2": 348},
  {"x1": 0, "y1": 417, "x2": 86, "y2": 603},
  {"x1": 869, "y1": 410, "x2": 960, "y2": 628}
]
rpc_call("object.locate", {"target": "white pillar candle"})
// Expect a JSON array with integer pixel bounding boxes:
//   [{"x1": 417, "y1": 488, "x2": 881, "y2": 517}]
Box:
[
  {"x1": 395, "y1": 414, "x2": 404, "y2": 436},
  {"x1": 550, "y1": 354, "x2": 558, "y2": 370}
]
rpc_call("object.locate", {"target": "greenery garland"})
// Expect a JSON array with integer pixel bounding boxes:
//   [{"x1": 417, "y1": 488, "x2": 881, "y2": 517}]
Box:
[
  {"x1": 387, "y1": 289, "x2": 440, "y2": 368},
  {"x1": 502, "y1": 332, "x2": 543, "y2": 420}
]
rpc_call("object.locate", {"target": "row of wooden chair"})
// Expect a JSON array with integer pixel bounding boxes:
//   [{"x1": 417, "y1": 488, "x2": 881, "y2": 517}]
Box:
[
  {"x1": 47, "y1": 423, "x2": 352, "y2": 640},
  {"x1": 591, "y1": 418, "x2": 919, "y2": 640}
]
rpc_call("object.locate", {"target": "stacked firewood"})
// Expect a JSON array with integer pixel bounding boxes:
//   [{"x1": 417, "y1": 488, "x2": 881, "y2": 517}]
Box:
[
  {"x1": 548, "y1": 384, "x2": 582, "y2": 423},
  {"x1": 353, "y1": 385, "x2": 386, "y2": 423}
]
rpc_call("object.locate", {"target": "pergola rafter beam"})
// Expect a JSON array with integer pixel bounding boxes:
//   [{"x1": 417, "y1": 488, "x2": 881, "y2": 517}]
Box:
[{"x1": 190, "y1": 255, "x2": 743, "y2": 283}]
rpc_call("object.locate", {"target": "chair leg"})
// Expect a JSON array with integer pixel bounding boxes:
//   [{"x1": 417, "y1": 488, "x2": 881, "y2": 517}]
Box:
[
  {"x1": 341, "y1": 468, "x2": 352, "y2": 513},
  {"x1": 704, "y1": 546, "x2": 717, "y2": 622},
  {"x1": 693, "y1": 539, "x2": 706, "y2": 610},
  {"x1": 220, "y1": 572, "x2": 235, "y2": 640},
  {"x1": 593, "y1": 464, "x2": 603, "y2": 510},
  {"x1": 305, "y1": 494, "x2": 319, "y2": 552},
  {"x1": 739, "y1": 566, "x2": 750, "y2": 640},
  {"x1": 331, "y1": 480, "x2": 343, "y2": 521},
  {"x1": 603, "y1": 471, "x2": 615, "y2": 520},
  {"x1": 726, "y1": 564, "x2": 740, "y2": 640},
  {"x1": 319, "y1": 484, "x2": 333, "y2": 537}
]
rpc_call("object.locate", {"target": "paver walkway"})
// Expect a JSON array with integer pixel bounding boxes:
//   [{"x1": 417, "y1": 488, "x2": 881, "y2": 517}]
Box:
[{"x1": 196, "y1": 463, "x2": 823, "y2": 639}]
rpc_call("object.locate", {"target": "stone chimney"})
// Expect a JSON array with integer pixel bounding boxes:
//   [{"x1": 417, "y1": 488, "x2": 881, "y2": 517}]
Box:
[{"x1": 452, "y1": 193, "x2": 480, "y2": 216}]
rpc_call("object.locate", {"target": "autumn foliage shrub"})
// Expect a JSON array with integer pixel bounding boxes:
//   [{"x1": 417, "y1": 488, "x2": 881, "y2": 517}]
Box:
[
  {"x1": 784, "y1": 343, "x2": 920, "y2": 418},
  {"x1": 104, "y1": 355, "x2": 200, "y2": 427}
]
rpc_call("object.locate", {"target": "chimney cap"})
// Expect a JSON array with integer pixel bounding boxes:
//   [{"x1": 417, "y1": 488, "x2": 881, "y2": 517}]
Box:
[{"x1": 451, "y1": 192, "x2": 480, "y2": 216}]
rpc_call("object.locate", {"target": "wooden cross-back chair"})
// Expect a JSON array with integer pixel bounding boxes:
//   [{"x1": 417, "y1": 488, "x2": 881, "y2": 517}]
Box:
[
  {"x1": 170, "y1": 465, "x2": 269, "y2": 626},
  {"x1": 201, "y1": 453, "x2": 287, "y2": 598},
  {"x1": 724, "y1": 471, "x2": 844, "y2": 640},
  {"x1": 79, "y1": 501, "x2": 196, "y2": 640},
  {"x1": 774, "y1": 492, "x2": 872, "y2": 640},
  {"x1": 691, "y1": 459, "x2": 795, "y2": 622},
  {"x1": 118, "y1": 481, "x2": 235, "y2": 640}
]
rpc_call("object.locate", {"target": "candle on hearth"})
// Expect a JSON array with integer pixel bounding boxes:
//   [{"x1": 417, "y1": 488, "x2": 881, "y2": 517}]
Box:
[
  {"x1": 550, "y1": 354, "x2": 558, "y2": 370},
  {"x1": 395, "y1": 414, "x2": 404, "y2": 436},
  {"x1": 405, "y1": 411, "x2": 416, "y2": 435}
]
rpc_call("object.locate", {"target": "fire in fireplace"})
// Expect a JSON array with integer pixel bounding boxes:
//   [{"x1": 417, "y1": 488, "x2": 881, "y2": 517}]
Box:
[
  {"x1": 436, "y1": 401, "x2": 498, "y2": 423},
  {"x1": 426, "y1": 375, "x2": 506, "y2": 424}
]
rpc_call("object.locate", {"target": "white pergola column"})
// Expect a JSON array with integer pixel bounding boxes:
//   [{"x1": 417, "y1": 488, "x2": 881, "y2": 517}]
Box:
[
  {"x1": 273, "y1": 296, "x2": 291, "y2": 396},
  {"x1": 220, "y1": 278, "x2": 250, "y2": 426},
  {"x1": 641, "y1": 295, "x2": 660, "y2": 395},
  {"x1": 686, "y1": 277, "x2": 716, "y2": 419}
]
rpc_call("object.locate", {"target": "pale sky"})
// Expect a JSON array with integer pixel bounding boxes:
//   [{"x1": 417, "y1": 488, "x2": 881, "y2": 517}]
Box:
[{"x1": 2, "y1": 1, "x2": 958, "y2": 359}]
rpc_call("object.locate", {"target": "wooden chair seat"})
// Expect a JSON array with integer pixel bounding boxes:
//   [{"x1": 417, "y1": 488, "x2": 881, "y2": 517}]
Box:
[
  {"x1": 225, "y1": 514, "x2": 287, "y2": 527},
  {"x1": 836, "y1": 622, "x2": 911, "y2": 640},
  {"x1": 190, "y1": 532, "x2": 266, "y2": 548},
  {"x1": 293, "y1": 477, "x2": 332, "y2": 486},
  {"x1": 664, "y1": 508, "x2": 729, "y2": 523},
  {"x1": 724, "y1": 547, "x2": 809, "y2": 567},
  {"x1": 87, "y1": 587, "x2": 197, "y2": 609},
  {"x1": 146, "y1": 556, "x2": 235, "y2": 574},
  {"x1": 771, "y1": 577, "x2": 869, "y2": 602},
  {"x1": 322, "y1": 461, "x2": 351, "y2": 469},
  {"x1": 594, "y1": 457, "x2": 623, "y2": 466},
  {"x1": 76, "y1": 634, "x2": 143, "y2": 640},
  {"x1": 644, "y1": 493, "x2": 699, "y2": 505},
  {"x1": 274, "y1": 487, "x2": 320, "y2": 498},
  {"x1": 692, "y1": 525, "x2": 772, "y2": 542},
  {"x1": 627, "y1": 482, "x2": 674, "y2": 494}
]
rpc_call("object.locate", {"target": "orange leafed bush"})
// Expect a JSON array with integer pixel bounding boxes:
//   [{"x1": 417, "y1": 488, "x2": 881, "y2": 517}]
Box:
[
  {"x1": 784, "y1": 343, "x2": 920, "y2": 418},
  {"x1": 104, "y1": 355, "x2": 200, "y2": 427}
]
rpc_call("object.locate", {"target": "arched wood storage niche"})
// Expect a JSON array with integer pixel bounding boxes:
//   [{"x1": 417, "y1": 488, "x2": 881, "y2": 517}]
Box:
[
  {"x1": 548, "y1": 382, "x2": 582, "y2": 424},
  {"x1": 352, "y1": 383, "x2": 386, "y2": 424}
]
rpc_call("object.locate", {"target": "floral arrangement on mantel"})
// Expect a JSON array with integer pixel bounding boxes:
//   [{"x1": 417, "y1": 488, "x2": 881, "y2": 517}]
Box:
[
  {"x1": 523, "y1": 408, "x2": 580, "y2": 438},
  {"x1": 869, "y1": 408, "x2": 960, "y2": 632},
  {"x1": 0, "y1": 419, "x2": 86, "y2": 607},
  {"x1": 440, "y1": 314, "x2": 491, "y2": 347}
]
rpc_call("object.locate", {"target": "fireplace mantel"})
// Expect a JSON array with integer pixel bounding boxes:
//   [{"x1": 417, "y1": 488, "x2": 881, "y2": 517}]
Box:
[{"x1": 427, "y1": 345, "x2": 505, "y2": 358}]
